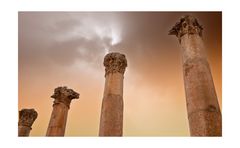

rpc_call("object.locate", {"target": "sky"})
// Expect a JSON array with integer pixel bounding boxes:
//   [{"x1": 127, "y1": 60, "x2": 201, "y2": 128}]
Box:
[{"x1": 18, "y1": 12, "x2": 222, "y2": 136}]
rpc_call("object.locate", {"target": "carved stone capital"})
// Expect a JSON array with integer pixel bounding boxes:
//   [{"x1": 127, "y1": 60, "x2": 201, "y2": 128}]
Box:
[
  {"x1": 18, "y1": 109, "x2": 38, "y2": 128},
  {"x1": 51, "y1": 86, "x2": 79, "y2": 108},
  {"x1": 104, "y1": 52, "x2": 127, "y2": 76},
  {"x1": 169, "y1": 15, "x2": 203, "y2": 41}
]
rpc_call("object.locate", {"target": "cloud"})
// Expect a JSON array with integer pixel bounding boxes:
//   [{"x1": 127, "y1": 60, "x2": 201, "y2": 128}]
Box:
[
  {"x1": 19, "y1": 12, "x2": 222, "y2": 91},
  {"x1": 19, "y1": 12, "x2": 123, "y2": 71}
]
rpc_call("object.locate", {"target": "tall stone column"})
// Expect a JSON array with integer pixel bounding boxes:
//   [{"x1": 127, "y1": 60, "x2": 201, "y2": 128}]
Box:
[
  {"x1": 46, "y1": 86, "x2": 79, "y2": 136},
  {"x1": 18, "y1": 109, "x2": 38, "y2": 136},
  {"x1": 99, "y1": 52, "x2": 127, "y2": 136},
  {"x1": 169, "y1": 15, "x2": 222, "y2": 136}
]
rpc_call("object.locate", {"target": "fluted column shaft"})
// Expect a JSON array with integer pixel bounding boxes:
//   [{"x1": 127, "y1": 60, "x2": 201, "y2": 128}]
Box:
[
  {"x1": 169, "y1": 15, "x2": 222, "y2": 136},
  {"x1": 18, "y1": 109, "x2": 38, "y2": 136},
  {"x1": 99, "y1": 52, "x2": 127, "y2": 136},
  {"x1": 46, "y1": 86, "x2": 79, "y2": 136}
]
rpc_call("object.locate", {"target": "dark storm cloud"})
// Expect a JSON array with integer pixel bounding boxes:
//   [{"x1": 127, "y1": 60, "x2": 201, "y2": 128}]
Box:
[
  {"x1": 19, "y1": 12, "x2": 123, "y2": 70},
  {"x1": 19, "y1": 12, "x2": 221, "y2": 88}
]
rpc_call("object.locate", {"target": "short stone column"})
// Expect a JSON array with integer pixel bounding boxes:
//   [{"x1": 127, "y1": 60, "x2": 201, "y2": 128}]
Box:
[
  {"x1": 99, "y1": 52, "x2": 127, "y2": 136},
  {"x1": 18, "y1": 109, "x2": 38, "y2": 136},
  {"x1": 46, "y1": 86, "x2": 79, "y2": 136},
  {"x1": 169, "y1": 15, "x2": 222, "y2": 136}
]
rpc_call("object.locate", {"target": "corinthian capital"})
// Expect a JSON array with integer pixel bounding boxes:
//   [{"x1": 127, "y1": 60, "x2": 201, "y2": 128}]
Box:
[
  {"x1": 169, "y1": 15, "x2": 203, "y2": 41},
  {"x1": 51, "y1": 86, "x2": 79, "y2": 108},
  {"x1": 18, "y1": 109, "x2": 38, "y2": 128},
  {"x1": 104, "y1": 52, "x2": 127, "y2": 76}
]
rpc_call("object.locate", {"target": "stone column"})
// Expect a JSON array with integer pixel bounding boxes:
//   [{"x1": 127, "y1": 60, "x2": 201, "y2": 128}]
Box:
[
  {"x1": 46, "y1": 86, "x2": 79, "y2": 136},
  {"x1": 169, "y1": 15, "x2": 222, "y2": 136},
  {"x1": 18, "y1": 109, "x2": 38, "y2": 136},
  {"x1": 99, "y1": 52, "x2": 127, "y2": 136}
]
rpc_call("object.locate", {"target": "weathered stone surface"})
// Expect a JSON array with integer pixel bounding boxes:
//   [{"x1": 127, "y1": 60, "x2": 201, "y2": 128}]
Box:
[
  {"x1": 18, "y1": 109, "x2": 38, "y2": 136},
  {"x1": 18, "y1": 126, "x2": 32, "y2": 137},
  {"x1": 46, "y1": 103, "x2": 68, "y2": 136},
  {"x1": 169, "y1": 15, "x2": 203, "y2": 42},
  {"x1": 183, "y1": 58, "x2": 221, "y2": 114},
  {"x1": 104, "y1": 52, "x2": 127, "y2": 76},
  {"x1": 188, "y1": 110, "x2": 222, "y2": 136},
  {"x1": 169, "y1": 15, "x2": 222, "y2": 136},
  {"x1": 99, "y1": 94, "x2": 123, "y2": 136},
  {"x1": 181, "y1": 34, "x2": 206, "y2": 63},
  {"x1": 46, "y1": 86, "x2": 79, "y2": 136},
  {"x1": 104, "y1": 73, "x2": 124, "y2": 97},
  {"x1": 99, "y1": 52, "x2": 127, "y2": 136},
  {"x1": 51, "y1": 86, "x2": 79, "y2": 108}
]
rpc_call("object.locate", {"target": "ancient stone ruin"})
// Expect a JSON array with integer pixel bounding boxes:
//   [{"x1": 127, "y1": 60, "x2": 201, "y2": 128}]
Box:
[
  {"x1": 169, "y1": 15, "x2": 222, "y2": 136},
  {"x1": 99, "y1": 52, "x2": 127, "y2": 136},
  {"x1": 19, "y1": 15, "x2": 221, "y2": 137},
  {"x1": 46, "y1": 86, "x2": 79, "y2": 136},
  {"x1": 18, "y1": 109, "x2": 38, "y2": 136}
]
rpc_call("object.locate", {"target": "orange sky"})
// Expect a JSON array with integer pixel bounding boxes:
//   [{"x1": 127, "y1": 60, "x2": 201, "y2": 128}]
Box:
[{"x1": 18, "y1": 12, "x2": 221, "y2": 136}]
